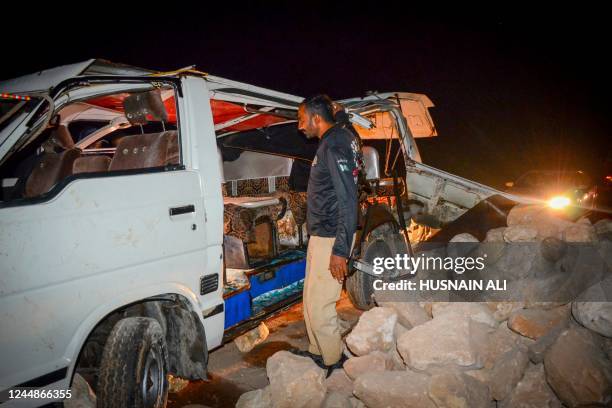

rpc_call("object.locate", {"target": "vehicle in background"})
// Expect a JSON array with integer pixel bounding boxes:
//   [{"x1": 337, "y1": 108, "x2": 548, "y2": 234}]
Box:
[{"x1": 504, "y1": 170, "x2": 598, "y2": 217}]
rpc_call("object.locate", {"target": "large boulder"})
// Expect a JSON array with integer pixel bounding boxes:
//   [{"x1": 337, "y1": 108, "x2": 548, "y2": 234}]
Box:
[
  {"x1": 490, "y1": 244, "x2": 540, "y2": 281},
  {"x1": 572, "y1": 277, "x2": 612, "y2": 337},
  {"x1": 378, "y1": 301, "x2": 431, "y2": 329},
  {"x1": 428, "y1": 369, "x2": 490, "y2": 408},
  {"x1": 348, "y1": 397, "x2": 366, "y2": 408},
  {"x1": 484, "y1": 227, "x2": 506, "y2": 242},
  {"x1": 397, "y1": 314, "x2": 491, "y2": 371},
  {"x1": 506, "y1": 205, "x2": 547, "y2": 227},
  {"x1": 343, "y1": 351, "x2": 393, "y2": 380},
  {"x1": 599, "y1": 240, "x2": 612, "y2": 270},
  {"x1": 557, "y1": 242, "x2": 609, "y2": 290},
  {"x1": 234, "y1": 322, "x2": 269, "y2": 353},
  {"x1": 420, "y1": 301, "x2": 434, "y2": 318},
  {"x1": 594, "y1": 218, "x2": 612, "y2": 240},
  {"x1": 483, "y1": 323, "x2": 526, "y2": 369},
  {"x1": 489, "y1": 345, "x2": 530, "y2": 401},
  {"x1": 520, "y1": 276, "x2": 577, "y2": 310},
  {"x1": 480, "y1": 232, "x2": 506, "y2": 264},
  {"x1": 527, "y1": 320, "x2": 569, "y2": 364},
  {"x1": 507, "y1": 304, "x2": 569, "y2": 339},
  {"x1": 325, "y1": 369, "x2": 353, "y2": 398},
  {"x1": 572, "y1": 301, "x2": 612, "y2": 338},
  {"x1": 503, "y1": 225, "x2": 538, "y2": 242},
  {"x1": 540, "y1": 237, "x2": 567, "y2": 262},
  {"x1": 563, "y1": 223, "x2": 597, "y2": 243},
  {"x1": 499, "y1": 363, "x2": 561, "y2": 408},
  {"x1": 236, "y1": 386, "x2": 272, "y2": 408},
  {"x1": 544, "y1": 326, "x2": 612, "y2": 407},
  {"x1": 266, "y1": 351, "x2": 326, "y2": 408},
  {"x1": 394, "y1": 321, "x2": 410, "y2": 339},
  {"x1": 322, "y1": 391, "x2": 351, "y2": 408},
  {"x1": 448, "y1": 233, "x2": 480, "y2": 257},
  {"x1": 506, "y1": 205, "x2": 572, "y2": 239},
  {"x1": 450, "y1": 232, "x2": 479, "y2": 242},
  {"x1": 432, "y1": 302, "x2": 498, "y2": 328},
  {"x1": 387, "y1": 346, "x2": 406, "y2": 370},
  {"x1": 345, "y1": 307, "x2": 397, "y2": 356},
  {"x1": 486, "y1": 301, "x2": 525, "y2": 322},
  {"x1": 353, "y1": 370, "x2": 435, "y2": 408},
  {"x1": 464, "y1": 369, "x2": 491, "y2": 390},
  {"x1": 521, "y1": 238, "x2": 606, "y2": 305}
]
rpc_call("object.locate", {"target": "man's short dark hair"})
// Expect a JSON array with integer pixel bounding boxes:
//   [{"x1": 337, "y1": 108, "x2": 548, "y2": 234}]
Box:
[{"x1": 301, "y1": 94, "x2": 335, "y2": 123}]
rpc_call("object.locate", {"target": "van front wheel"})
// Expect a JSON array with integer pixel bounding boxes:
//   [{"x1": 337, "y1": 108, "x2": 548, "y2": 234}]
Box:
[{"x1": 98, "y1": 317, "x2": 169, "y2": 408}]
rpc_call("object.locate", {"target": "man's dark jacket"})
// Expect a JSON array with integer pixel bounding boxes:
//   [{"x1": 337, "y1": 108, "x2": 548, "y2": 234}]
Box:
[{"x1": 306, "y1": 124, "x2": 359, "y2": 258}]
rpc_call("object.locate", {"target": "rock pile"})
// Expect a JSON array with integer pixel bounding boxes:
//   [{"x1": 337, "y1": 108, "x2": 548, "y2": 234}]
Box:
[{"x1": 237, "y1": 206, "x2": 612, "y2": 407}]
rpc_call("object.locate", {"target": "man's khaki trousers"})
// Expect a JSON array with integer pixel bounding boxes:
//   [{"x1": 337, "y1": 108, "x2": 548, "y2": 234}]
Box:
[{"x1": 303, "y1": 235, "x2": 343, "y2": 366}]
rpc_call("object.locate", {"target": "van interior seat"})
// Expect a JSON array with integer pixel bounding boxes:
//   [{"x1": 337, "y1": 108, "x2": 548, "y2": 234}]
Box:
[
  {"x1": 222, "y1": 175, "x2": 294, "y2": 197},
  {"x1": 222, "y1": 177, "x2": 305, "y2": 221},
  {"x1": 220, "y1": 150, "x2": 308, "y2": 253},
  {"x1": 109, "y1": 131, "x2": 179, "y2": 171},
  {"x1": 72, "y1": 156, "x2": 112, "y2": 174},
  {"x1": 51, "y1": 124, "x2": 76, "y2": 150},
  {"x1": 222, "y1": 175, "x2": 306, "y2": 241},
  {"x1": 223, "y1": 198, "x2": 286, "y2": 241},
  {"x1": 24, "y1": 148, "x2": 81, "y2": 198}
]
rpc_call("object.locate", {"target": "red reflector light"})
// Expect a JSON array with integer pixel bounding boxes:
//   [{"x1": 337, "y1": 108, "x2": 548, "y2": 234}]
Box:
[{"x1": 0, "y1": 93, "x2": 32, "y2": 101}]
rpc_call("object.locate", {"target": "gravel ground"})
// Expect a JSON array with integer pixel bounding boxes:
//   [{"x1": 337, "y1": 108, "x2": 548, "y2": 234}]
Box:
[{"x1": 168, "y1": 292, "x2": 361, "y2": 408}]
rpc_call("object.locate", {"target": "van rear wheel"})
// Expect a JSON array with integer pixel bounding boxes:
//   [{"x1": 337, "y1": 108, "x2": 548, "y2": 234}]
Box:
[
  {"x1": 346, "y1": 222, "x2": 409, "y2": 310},
  {"x1": 97, "y1": 317, "x2": 169, "y2": 408}
]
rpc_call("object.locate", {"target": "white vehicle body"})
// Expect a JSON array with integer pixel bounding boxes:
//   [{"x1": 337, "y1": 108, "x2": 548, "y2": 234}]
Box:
[
  {"x1": 0, "y1": 63, "x2": 230, "y2": 406},
  {"x1": 0, "y1": 60, "x2": 528, "y2": 406}
]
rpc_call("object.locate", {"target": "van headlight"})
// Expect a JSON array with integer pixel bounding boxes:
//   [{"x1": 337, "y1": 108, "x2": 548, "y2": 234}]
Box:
[{"x1": 548, "y1": 195, "x2": 571, "y2": 209}]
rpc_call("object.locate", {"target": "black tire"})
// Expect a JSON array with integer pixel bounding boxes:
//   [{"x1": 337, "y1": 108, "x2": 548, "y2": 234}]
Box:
[
  {"x1": 97, "y1": 317, "x2": 169, "y2": 408},
  {"x1": 346, "y1": 265, "x2": 377, "y2": 310},
  {"x1": 347, "y1": 222, "x2": 409, "y2": 310}
]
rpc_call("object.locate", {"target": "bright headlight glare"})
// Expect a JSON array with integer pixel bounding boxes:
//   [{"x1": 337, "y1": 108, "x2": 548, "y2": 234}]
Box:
[{"x1": 548, "y1": 196, "x2": 571, "y2": 209}]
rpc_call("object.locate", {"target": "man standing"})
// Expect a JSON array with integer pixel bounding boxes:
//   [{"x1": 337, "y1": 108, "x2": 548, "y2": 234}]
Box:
[{"x1": 297, "y1": 95, "x2": 359, "y2": 371}]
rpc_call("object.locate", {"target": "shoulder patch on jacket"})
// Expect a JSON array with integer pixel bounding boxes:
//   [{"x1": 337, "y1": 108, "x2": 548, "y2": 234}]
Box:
[{"x1": 337, "y1": 158, "x2": 350, "y2": 172}]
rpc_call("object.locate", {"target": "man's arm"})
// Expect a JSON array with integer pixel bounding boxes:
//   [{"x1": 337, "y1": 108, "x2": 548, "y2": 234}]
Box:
[{"x1": 325, "y1": 142, "x2": 359, "y2": 260}]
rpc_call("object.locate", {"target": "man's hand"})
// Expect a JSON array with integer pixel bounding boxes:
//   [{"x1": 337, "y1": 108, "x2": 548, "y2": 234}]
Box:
[{"x1": 329, "y1": 254, "x2": 348, "y2": 283}]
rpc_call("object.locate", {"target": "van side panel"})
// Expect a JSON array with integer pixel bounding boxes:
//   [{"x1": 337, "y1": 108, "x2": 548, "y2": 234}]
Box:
[
  {"x1": 0, "y1": 77, "x2": 225, "y2": 391},
  {"x1": 0, "y1": 169, "x2": 210, "y2": 388}
]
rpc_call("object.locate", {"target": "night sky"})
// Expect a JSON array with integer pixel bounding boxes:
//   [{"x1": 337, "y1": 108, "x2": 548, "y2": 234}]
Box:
[{"x1": 3, "y1": 5, "x2": 609, "y2": 188}]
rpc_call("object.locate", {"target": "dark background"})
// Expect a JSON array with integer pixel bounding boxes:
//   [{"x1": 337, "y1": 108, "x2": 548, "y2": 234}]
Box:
[{"x1": 2, "y1": 4, "x2": 609, "y2": 189}]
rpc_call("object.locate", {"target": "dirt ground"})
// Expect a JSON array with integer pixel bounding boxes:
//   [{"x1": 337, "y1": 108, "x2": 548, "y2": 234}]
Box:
[{"x1": 167, "y1": 292, "x2": 362, "y2": 408}]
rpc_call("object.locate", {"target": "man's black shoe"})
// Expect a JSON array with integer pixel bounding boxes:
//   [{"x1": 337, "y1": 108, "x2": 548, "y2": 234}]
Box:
[
  {"x1": 289, "y1": 348, "x2": 326, "y2": 369},
  {"x1": 325, "y1": 354, "x2": 349, "y2": 378},
  {"x1": 289, "y1": 348, "x2": 349, "y2": 376}
]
